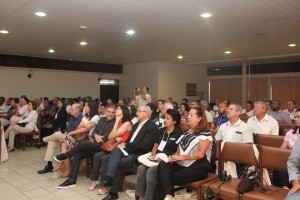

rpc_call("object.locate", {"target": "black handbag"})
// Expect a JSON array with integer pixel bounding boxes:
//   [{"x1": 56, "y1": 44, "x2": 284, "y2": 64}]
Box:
[{"x1": 17, "y1": 122, "x2": 27, "y2": 127}]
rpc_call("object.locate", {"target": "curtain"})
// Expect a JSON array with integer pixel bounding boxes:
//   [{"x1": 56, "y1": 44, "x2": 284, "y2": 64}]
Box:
[{"x1": 210, "y1": 78, "x2": 242, "y2": 103}]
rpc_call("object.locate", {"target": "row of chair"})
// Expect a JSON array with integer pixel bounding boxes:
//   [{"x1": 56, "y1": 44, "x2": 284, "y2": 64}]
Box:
[{"x1": 183, "y1": 140, "x2": 291, "y2": 200}]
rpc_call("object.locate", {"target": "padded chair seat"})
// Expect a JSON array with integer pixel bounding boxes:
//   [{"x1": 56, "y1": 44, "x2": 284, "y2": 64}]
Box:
[
  {"x1": 202, "y1": 178, "x2": 241, "y2": 199},
  {"x1": 242, "y1": 185, "x2": 288, "y2": 200},
  {"x1": 183, "y1": 173, "x2": 218, "y2": 189}
]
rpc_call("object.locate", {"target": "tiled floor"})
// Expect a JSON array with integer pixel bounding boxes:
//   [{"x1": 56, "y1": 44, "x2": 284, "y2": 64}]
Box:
[{"x1": 0, "y1": 146, "x2": 136, "y2": 200}]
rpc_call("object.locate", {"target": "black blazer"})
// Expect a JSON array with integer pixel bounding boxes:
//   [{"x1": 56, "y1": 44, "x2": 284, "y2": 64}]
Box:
[
  {"x1": 125, "y1": 119, "x2": 158, "y2": 161},
  {"x1": 52, "y1": 107, "x2": 68, "y2": 133}
]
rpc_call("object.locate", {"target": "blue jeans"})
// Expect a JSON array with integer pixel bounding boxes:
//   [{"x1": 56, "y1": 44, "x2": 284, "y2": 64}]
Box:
[
  {"x1": 105, "y1": 148, "x2": 134, "y2": 193},
  {"x1": 285, "y1": 191, "x2": 300, "y2": 200}
]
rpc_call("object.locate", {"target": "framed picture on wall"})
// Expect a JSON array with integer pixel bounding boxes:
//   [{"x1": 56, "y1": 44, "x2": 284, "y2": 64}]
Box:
[{"x1": 186, "y1": 83, "x2": 197, "y2": 96}]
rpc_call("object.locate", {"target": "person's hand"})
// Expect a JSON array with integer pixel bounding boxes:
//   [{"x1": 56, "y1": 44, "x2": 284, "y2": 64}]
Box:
[
  {"x1": 148, "y1": 155, "x2": 155, "y2": 160},
  {"x1": 118, "y1": 143, "x2": 126, "y2": 149},
  {"x1": 94, "y1": 135, "x2": 104, "y2": 143},
  {"x1": 115, "y1": 137, "x2": 123, "y2": 143},
  {"x1": 288, "y1": 181, "x2": 300, "y2": 195},
  {"x1": 172, "y1": 155, "x2": 183, "y2": 161}
]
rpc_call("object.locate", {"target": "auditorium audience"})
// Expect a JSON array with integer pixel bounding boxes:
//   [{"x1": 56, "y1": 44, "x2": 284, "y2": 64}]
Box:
[
  {"x1": 242, "y1": 100, "x2": 254, "y2": 117},
  {"x1": 179, "y1": 102, "x2": 190, "y2": 121},
  {"x1": 0, "y1": 98, "x2": 18, "y2": 127},
  {"x1": 155, "y1": 102, "x2": 174, "y2": 128},
  {"x1": 35, "y1": 97, "x2": 44, "y2": 113},
  {"x1": 128, "y1": 104, "x2": 138, "y2": 125},
  {"x1": 9, "y1": 96, "x2": 29, "y2": 124},
  {"x1": 133, "y1": 86, "x2": 152, "y2": 106},
  {"x1": 215, "y1": 102, "x2": 229, "y2": 129},
  {"x1": 156, "y1": 99, "x2": 165, "y2": 118}
]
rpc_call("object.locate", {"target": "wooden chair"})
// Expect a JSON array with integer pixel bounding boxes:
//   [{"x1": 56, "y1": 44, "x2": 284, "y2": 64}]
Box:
[
  {"x1": 201, "y1": 142, "x2": 258, "y2": 199},
  {"x1": 16, "y1": 114, "x2": 41, "y2": 151},
  {"x1": 279, "y1": 123, "x2": 294, "y2": 136},
  {"x1": 119, "y1": 168, "x2": 137, "y2": 192},
  {"x1": 254, "y1": 134, "x2": 284, "y2": 148},
  {"x1": 242, "y1": 146, "x2": 291, "y2": 200}
]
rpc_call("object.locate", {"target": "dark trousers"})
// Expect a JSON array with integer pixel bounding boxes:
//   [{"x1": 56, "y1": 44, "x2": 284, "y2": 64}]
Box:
[
  {"x1": 105, "y1": 148, "x2": 135, "y2": 193},
  {"x1": 90, "y1": 151, "x2": 109, "y2": 182},
  {"x1": 273, "y1": 170, "x2": 292, "y2": 188},
  {"x1": 155, "y1": 162, "x2": 208, "y2": 200},
  {"x1": 65, "y1": 140, "x2": 102, "y2": 182},
  {"x1": 40, "y1": 127, "x2": 54, "y2": 142}
]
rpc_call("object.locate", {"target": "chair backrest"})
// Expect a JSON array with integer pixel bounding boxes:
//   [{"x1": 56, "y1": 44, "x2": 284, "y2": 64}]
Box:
[
  {"x1": 279, "y1": 123, "x2": 294, "y2": 136},
  {"x1": 219, "y1": 142, "x2": 258, "y2": 173},
  {"x1": 259, "y1": 145, "x2": 291, "y2": 172},
  {"x1": 255, "y1": 134, "x2": 284, "y2": 148}
]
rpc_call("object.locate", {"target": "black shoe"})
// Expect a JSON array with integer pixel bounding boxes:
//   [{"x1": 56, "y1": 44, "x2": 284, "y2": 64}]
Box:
[
  {"x1": 35, "y1": 142, "x2": 43, "y2": 149},
  {"x1": 37, "y1": 165, "x2": 53, "y2": 174},
  {"x1": 57, "y1": 179, "x2": 76, "y2": 189},
  {"x1": 103, "y1": 175, "x2": 113, "y2": 186},
  {"x1": 54, "y1": 154, "x2": 67, "y2": 163},
  {"x1": 102, "y1": 192, "x2": 119, "y2": 200}
]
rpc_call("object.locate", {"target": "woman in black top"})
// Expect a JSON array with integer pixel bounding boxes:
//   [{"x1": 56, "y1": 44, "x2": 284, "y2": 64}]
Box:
[
  {"x1": 155, "y1": 107, "x2": 212, "y2": 200},
  {"x1": 135, "y1": 109, "x2": 182, "y2": 200}
]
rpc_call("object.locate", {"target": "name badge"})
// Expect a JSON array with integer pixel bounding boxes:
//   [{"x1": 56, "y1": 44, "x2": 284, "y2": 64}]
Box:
[{"x1": 158, "y1": 140, "x2": 167, "y2": 151}]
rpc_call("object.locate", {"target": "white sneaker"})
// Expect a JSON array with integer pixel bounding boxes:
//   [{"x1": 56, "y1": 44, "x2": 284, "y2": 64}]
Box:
[{"x1": 125, "y1": 189, "x2": 135, "y2": 198}]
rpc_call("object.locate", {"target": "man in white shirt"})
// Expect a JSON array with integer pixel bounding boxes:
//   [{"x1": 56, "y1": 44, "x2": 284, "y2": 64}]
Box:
[
  {"x1": 133, "y1": 86, "x2": 151, "y2": 106},
  {"x1": 247, "y1": 101, "x2": 279, "y2": 135},
  {"x1": 283, "y1": 100, "x2": 297, "y2": 120},
  {"x1": 35, "y1": 97, "x2": 44, "y2": 114},
  {"x1": 215, "y1": 103, "x2": 253, "y2": 144}
]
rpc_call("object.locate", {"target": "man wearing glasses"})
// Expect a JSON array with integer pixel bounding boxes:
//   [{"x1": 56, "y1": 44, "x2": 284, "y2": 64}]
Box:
[{"x1": 102, "y1": 105, "x2": 157, "y2": 200}]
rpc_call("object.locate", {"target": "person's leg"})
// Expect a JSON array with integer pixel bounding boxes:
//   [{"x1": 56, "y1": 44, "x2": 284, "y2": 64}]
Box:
[
  {"x1": 90, "y1": 151, "x2": 108, "y2": 181},
  {"x1": 104, "y1": 148, "x2": 125, "y2": 182},
  {"x1": 43, "y1": 131, "x2": 64, "y2": 143},
  {"x1": 8, "y1": 125, "x2": 32, "y2": 148},
  {"x1": 68, "y1": 151, "x2": 89, "y2": 183},
  {"x1": 4, "y1": 124, "x2": 13, "y2": 139},
  {"x1": 144, "y1": 166, "x2": 158, "y2": 200},
  {"x1": 64, "y1": 141, "x2": 100, "y2": 158},
  {"x1": 135, "y1": 164, "x2": 148, "y2": 197},
  {"x1": 100, "y1": 154, "x2": 110, "y2": 185},
  {"x1": 109, "y1": 155, "x2": 134, "y2": 194}
]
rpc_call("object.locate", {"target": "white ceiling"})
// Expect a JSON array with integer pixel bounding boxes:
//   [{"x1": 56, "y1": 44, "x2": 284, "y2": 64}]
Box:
[{"x1": 0, "y1": 0, "x2": 300, "y2": 65}]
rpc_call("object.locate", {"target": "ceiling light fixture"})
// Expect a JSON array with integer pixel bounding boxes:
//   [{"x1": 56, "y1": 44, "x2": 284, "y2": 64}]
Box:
[
  {"x1": 200, "y1": 12, "x2": 212, "y2": 18},
  {"x1": 0, "y1": 30, "x2": 9, "y2": 34},
  {"x1": 48, "y1": 49, "x2": 55, "y2": 53},
  {"x1": 80, "y1": 41, "x2": 87, "y2": 46},
  {"x1": 126, "y1": 29, "x2": 135, "y2": 35},
  {"x1": 289, "y1": 43, "x2": 296, "y2": 47},
  {"x1": 224, "y1": 51, "x2": 231, "y2": 54},
  {"x1": 212, "y1": 68, "x2": 220, "y2": 71},
  {"x1": 35, "y1": 12, "x2": 47, "y2": 17},
  {"x1": 177, "y1": 55, "x2": 183, "y2": 59}
]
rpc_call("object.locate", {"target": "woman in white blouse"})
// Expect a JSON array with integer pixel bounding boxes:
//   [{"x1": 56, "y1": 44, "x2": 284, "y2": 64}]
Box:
[{"x1": 5, "y1": 101, "x2": 38, "y2": 152}]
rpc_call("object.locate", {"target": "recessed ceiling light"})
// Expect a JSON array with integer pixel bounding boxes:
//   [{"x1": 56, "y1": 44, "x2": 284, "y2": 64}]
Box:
[
  {"x1": 126, "y1": 30, "x2": 135, "y2": 35},
  {"x1": 212, "y1": 68, "x2": 220, "y2": 71},
  {"x1": 177, "y1": 55, "x2": 183, "y2": 59},
  {"x1": 35, "y1": 12, "x2": 47, "y2": 17},
  {"x1": 0, "y1": 30, "x2": 9, "y2": 34},
  {"x1": 224, "y1": 51, "x2": 231, "y2": 54},
  {"x1": 289, "y1": 43, "x2": 296, "y2": 47},
  {"x1": 200, "y1": 12, "x2": 212, "y2": 18},
  {"x1": 48, "y1": 49, "x2": 55, "y2": 53},
  {"x1": 80, "y1": 41, "x2": 87, "y2": 46}
]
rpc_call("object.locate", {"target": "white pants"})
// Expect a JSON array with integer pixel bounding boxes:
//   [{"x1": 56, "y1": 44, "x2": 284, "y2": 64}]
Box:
[
  {"x1": 43, "y1": 131, "x2": 65, "y2": 161},
  {"x1": 5, "y1": 124, "x2": 32, "y2": 148}
]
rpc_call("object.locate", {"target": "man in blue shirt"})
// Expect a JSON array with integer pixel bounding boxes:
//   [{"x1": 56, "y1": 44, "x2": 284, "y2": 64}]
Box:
[
  {"x1": 215, "y1": 102, "x2": 229, "y2": 129},
  {"x1": 37, "y1": 103, "x2": 83, "y2": 174}
]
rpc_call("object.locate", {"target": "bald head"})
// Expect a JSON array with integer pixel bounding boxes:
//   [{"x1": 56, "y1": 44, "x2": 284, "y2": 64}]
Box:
[{"x1": 70, "y1": 103, "x2": 81, "y2": 117}]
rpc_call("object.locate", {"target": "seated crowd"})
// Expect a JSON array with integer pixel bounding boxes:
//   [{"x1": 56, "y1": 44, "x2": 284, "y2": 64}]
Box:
[{"x1": 1, "y1": 89, "x2": 300, "y2": 200}]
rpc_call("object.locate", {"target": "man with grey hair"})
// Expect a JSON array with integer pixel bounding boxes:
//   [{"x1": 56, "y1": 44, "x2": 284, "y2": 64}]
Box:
[
  {"x1": 37, "y1": 103, "x2": 83, "y2": 174},
  {"x1": 268, "y1": 100, "x2": 293, "y2": 124},
  {"x1": 215, "y1": 103, "x2": 253, "y2": 143},
  {"x1": 247, "y1": 101, "x2": 279, "y2": 135},
  {"x1": 102, "y1": 105, "x2": 157, "y2": 200}
]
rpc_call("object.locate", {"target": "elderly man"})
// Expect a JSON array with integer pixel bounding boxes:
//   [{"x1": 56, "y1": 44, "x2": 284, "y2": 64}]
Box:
[
  {"x1": 101, "y1": 105, "x2": 157, "y2": 200},
  {"x1": 133, "y1": 86, "x2": 151, "y2": 106},
  {"x1": 268, "y1": 100, "x2": 293, "y2": 124},
  {"x1": 215, "y1": 103, "x2": 253, "y2": 144},
  {"x1": 54, "y1": 104, "x2": 116, "y2": 188},
  {"x1": 35, "y1": 97, "x2": 44, "y2": 113},
  {"x1": 247, "y1": 101, "x2": 279, "y2": 135},
  {"x1": 37, "y1": 103, "x2": 83, "y2": 174},
  {"x1": 284, "y1": 100, "x2": 297, "y2": 120}
]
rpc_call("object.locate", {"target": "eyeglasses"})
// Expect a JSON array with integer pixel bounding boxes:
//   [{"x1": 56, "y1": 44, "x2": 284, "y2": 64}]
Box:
[{"x1": 137, "y1": 110, "x2": 147, "y2": 113}]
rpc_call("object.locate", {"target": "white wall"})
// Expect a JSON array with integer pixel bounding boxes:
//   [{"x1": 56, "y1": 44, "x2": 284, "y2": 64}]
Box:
[
  {"x1": 120, "y1": 62, "x2": 159, "y2": 100},
  {"x1": 0, "y1": 66, "x2": 100, "y2": 99},
  {"x1": 120, "y1": 62, "x2": 209, "y2": 103}
]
